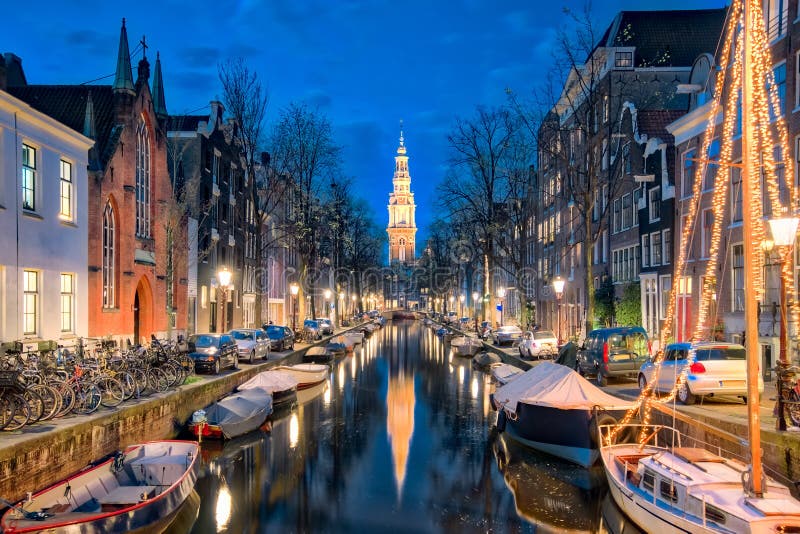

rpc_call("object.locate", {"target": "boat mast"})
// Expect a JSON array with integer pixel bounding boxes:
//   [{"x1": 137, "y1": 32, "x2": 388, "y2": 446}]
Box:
[{"x1": 741, "y1": 0, "x2": 764, "y2": 497}]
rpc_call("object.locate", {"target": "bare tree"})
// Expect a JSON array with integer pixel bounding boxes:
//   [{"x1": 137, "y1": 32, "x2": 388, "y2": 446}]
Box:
[
  {"x1": 218, "y1": 58, "x2": 276, "y2": 322},
  {"x1": 268, "y1": 102, "x2": 340, "y2": 320}
]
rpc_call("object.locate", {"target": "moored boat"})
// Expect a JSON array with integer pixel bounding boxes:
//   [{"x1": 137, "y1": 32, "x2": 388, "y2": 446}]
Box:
[
  {"x1": 492, "y1": 361, "x2": 632, "y2": 467},
  {"x1": 188, "y1": 388, "x2": 273, "y2": 440},
  {"x1": 472, "y1": 351, "x2": 502, "y2": 370},
  {"x1": 303, "y1": 346, "x2": 333, "y2": 363},
  {"x1": 344, "y1": 331, "x2": 364, "y2": 345},
  {"x1": 490, "y1": 363, "x2": 525, "y2": 385},
  {"x1": 237, "y1": 370, "x2": 298, "y2": 406},
  {"x1": 0, "y1": 441, "x2": 199, "y2": 534},
  {"x1": 449, "y1": 335, "x2": 483, "y2": 357},
  {"x1": 273, "y1": 363, "x2": 330, "y2": 389}
]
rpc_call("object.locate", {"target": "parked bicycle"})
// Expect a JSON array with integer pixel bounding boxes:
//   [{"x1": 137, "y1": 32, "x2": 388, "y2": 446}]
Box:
[{"x1": 774, "y1": 363, "x2": 800, "y2": 429}]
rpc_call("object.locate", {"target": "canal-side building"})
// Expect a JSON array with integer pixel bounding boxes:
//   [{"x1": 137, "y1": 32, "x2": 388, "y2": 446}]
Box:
[
  {"x1": 167, "y1": 102, "x2": 257, "y2": 333},
  {"x1": 7, "y1": 20, "x2": 188, "y2": 345},
  {"x1": 0, "y1": 55, "x2": 95, "y2": 343}
]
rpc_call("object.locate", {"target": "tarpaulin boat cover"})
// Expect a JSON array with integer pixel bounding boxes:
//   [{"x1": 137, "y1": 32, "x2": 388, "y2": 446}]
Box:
[
  {"x1": 290, "y1": 363, "x2": 329, "y2": 373},
  {"x1": 494, "y1": 361, "x2": 633, "y2": 415},
  {"x1": 205, "y1": 388, "x2": 273, "y2": 439},
  {"x1": 491, "y1": 363, "x2": 525, "y2": 385},
  {"x1": 238, "y1": 370, "x2": 298, "y2": 394}
]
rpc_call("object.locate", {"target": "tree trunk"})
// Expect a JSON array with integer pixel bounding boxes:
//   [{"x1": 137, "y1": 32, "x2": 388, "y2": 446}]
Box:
[{"x1": 583, "y1": 200, "x2": 595, "y2": 337}]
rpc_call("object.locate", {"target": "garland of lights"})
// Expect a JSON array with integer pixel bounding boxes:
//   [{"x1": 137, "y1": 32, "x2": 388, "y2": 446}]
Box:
[{"x1": 606, "y1": 0, "x2": 799, "y2": 446}]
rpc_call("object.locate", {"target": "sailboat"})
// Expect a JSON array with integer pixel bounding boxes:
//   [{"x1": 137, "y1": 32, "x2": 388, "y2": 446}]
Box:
[{"x1": 599, "y1": 1, "x2": 800, "y2": 531}]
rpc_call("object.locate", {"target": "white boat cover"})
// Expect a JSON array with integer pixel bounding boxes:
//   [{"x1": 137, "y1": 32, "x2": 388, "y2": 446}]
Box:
[
  {"x1": 238, "y1": 370, "x2": 298, "y2": 394},
  {"x1": 205, "y1": 388, "x2": 273, "y2": 439},
  {"x1": 491, "y1": 363, "x2": 525, "y2": 385},
  {"x1": 494, "y1": 361, "x2": 633, "y2": 414},
  {"x1": 290, "y1": 363, "x2": 329, "y2": 373}
]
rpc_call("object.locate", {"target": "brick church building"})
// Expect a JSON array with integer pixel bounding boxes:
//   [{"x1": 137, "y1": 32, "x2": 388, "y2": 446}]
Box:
[{"x1": 8, "y1": 20, "x2": 187, "y2": 344}]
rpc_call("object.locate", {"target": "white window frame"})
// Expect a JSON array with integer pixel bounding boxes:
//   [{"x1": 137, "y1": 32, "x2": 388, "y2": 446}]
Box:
[
  {"x1": 682, "y1": 148, "x2": 696, "y2": 198},
  {"x1": 649, "y1": 186, "x2": 661, "y2": 222},
  {"x1": 22, "y1": 143, "x2": 37, "y2": 211},
  {"x1": 663, "y1": 229, "x2": 672, "y2": 265},
  {"x1": 651, "y1": 231, "x2": 662, "y2": 267},
  {"x1": 659, "y1": 275, "x2": 672, "y2": 320},
  {"x1": 732, "y1": 243, "x2": 745, "y2": 312},
  {"x1": 61, "y1": 273, "x2": 74, "y2": 333},
  {"x1": 642, "y1": 235, "x2": 650, "y2": 268},
  {"x1": 23, "y1": 269, "x2": 39, "y2": 336},
  {"x1": 58, "y1": 159, "x2": 74, "y2": 220}
]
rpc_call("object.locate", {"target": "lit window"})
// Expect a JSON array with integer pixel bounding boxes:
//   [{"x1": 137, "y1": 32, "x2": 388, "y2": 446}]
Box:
[
  {"x1": 102, "y1": 202, "x2": 116, "y2": 308},
  {"x1": 135, "y1": 120, "x2": 151, "y2": 237},
  {"x1": 22, "y1": 144, "x2": 36, "y2": 211},
  {"x1": 765, "y1": 0, "x2": 788, "y2": 41},
  {"x1": 23, "y1": 270, "x2": 38, "y2": 335},
  {"x1": 61, "y1": 273, "x2": 74, "y2": 332},
  {"x1": 615, "y1": 51, "x2": 633, "y2": 68},
  {"x1": 59, "y1": 160, "x2": 73, "y2": 220}
]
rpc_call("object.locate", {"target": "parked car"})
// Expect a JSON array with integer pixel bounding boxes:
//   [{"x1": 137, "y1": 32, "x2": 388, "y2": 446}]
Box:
[
  {"x1": 518, "y1": 329, "x2": 558, "y2": 359},
  {"x1": 315, "y1": 318, "x2": 334, "y2": 335},
  {"x1": 638, "y1": 342, "x2": 763, "y2": 404},
  {"x1": 445, "y1": 311, "x2": 458, "y2": 324},
  {"x1": 229, "y1": 328, "x2": 270, "y2": 364},
  {"x1": 263, "y1": 325, "x2": 295, "y2": 351},
  {"x1": 187, "y1": 333, "x2": 238, "y2": 375},
  {"x1": 458, "y1": 317, "x2": 471, "y2": 329},
  {"x1": 576, "y1": 326, "x2": 650, "y2": 387},
  {"x1": 303, "y1": 319, "x2": 322, "y2": 340},
  {"x1": 492, "y1": 325, "x2": 523, "y2": 346},
  {"x1": 478, "y1": 321, "x2": 493, "y2": 340}
]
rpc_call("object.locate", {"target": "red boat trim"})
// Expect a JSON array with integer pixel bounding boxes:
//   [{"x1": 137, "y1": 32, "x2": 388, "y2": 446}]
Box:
[
  {"x1": 296, "y1": 379, "x2": 327, "y2": 390},
  {"x1": 1, "y1": 440, "x2": 199, "y2": 534}
]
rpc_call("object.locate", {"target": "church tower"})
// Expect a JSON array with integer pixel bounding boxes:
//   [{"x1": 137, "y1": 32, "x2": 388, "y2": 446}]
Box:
[{"x1": 387, "y1": 124, "x2": 417, "y2": 264}]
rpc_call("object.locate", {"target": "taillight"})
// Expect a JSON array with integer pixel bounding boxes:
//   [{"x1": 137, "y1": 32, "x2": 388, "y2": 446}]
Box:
[
  {"x1": 690, "y1": 362, "x2": 706, "y2": 374},
  {"x1": 603, "y1": 342, "x2": 609, "y2": 363}
]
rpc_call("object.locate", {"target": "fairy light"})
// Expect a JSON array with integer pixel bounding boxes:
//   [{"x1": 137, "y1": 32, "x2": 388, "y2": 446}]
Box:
[{"x1": 608, "y1": 0, "x2": 799, "y2": 445}]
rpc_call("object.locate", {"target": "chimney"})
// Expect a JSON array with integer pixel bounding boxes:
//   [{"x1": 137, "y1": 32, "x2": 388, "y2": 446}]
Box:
[
  {"x1": 209, "y1": 100, "x2": 224, "y2": 128},
  {"x1": 0, "y1": 55, "x2": 6, "y2": 91},
  {"x1": 3, "y1": 53, "x2": 27, "y2": 87}
]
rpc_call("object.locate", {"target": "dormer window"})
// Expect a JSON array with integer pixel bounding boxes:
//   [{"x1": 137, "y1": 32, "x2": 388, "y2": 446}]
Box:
[{"x1": 615, "y1": 51, "x2": 633, "y2": 68}]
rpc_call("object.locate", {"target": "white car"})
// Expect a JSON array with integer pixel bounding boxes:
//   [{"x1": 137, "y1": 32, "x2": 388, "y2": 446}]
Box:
[
  {"x1": 518, "y1": 330, "x2": 558, "y2": 359},
  {"x1": 638, "y1": 342, "x2": 763, "y2": 404},
  {"x1": 229, "y1": 328, "x2": 270, "y2": 364}
]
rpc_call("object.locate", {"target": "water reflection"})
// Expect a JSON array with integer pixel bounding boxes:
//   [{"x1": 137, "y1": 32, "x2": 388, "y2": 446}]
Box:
[{"x1": 192, "y1": 321, "x2": 617, "y2": 532}]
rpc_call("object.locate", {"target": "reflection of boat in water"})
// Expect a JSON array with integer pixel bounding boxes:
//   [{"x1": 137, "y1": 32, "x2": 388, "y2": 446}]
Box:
[
  {"x1": 598, "y1": 492, "x2": 643, "y2": 534},
  {"x1": 158, "y1": 488, "x2": 200, "y2": 534},
  {"x1": 492, "y1": 432, "x2": 606, "y2": 533},
  {"x1": 450, "y1": 335, "x2": 483, "y2": 356}
]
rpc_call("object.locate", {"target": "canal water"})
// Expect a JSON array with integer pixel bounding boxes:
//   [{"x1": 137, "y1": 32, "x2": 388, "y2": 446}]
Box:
[{"x1": 178, "y1": 321, "x2": 641, "y2": 533}]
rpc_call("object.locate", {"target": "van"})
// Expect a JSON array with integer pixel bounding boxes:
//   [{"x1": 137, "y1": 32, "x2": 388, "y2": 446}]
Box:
[{"x1": 576, "y1": 326, "x2": 650, "y2": 386}]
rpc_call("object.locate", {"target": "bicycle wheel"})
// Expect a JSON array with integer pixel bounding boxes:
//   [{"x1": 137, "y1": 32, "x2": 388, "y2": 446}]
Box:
[
  {"x1": 147, "y1": 368, "x2": 169, "y2": 393},
  {"x1": 788, "y1": 391, "x2": 800, "y2": 427},
  {"x1": 0, "y1": 395, "x2": 17, "y2": 430},
  {"x1": 4, "y1": 393, "x2": 31, "y2": 431},
  {"x1": 30, "y1": 383, "x2": 61, "y2": 421},
  {"x1": 115, "y1": 371, "x2": 139, "y2": 400},
  {"x1": 72, "y1": 384, "x2": 101, "y2": 414},
  {"x1": 97, "y1": 377, "x2": 125, "y2": 408},
  {"x1": 50, "y1": 380, "x2": 75, "y2": 417},
  {"x1": 22, "y1": 388, "x2": 44, "y2": 423},
  {"x1": 159, "y1": 363, "x2": 179, "y2": 388}
]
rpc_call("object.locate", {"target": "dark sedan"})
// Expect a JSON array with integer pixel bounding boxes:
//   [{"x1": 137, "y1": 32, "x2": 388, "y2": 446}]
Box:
[
  {"x1": 263, "y1": 324, "x2": 295, "y2": 351},
  {"x1": 187, "y1": 333, "x2": 239, "y2": 374}
]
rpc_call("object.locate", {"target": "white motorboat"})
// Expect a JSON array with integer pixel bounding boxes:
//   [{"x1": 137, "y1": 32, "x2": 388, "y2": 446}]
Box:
[
  {"x1": 344, "y1": 331, "x2": 364, "y2": 345},
  {"x1": 274, "y1": 363, "x2": 330, "y2": 389},
  {"x1": 449, "y1": 335, "x2": 483, "y2": 357},
  {"x1": 490, "y1": 363, "x2": 525, "y2": 385}
]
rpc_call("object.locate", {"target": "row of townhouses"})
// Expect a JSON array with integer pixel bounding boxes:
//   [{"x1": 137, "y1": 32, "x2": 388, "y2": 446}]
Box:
[
  {"x1": 528, "y1": 4, "x2": 800, "y2": 373},
  {"x1": 0, "y1": 20, "x2": 300, "y2": 347}
]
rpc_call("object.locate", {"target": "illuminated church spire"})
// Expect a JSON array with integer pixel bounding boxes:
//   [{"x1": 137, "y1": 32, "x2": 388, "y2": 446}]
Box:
[{"x1": 387, "y1": 121, "x2": 417, "y2": 264}]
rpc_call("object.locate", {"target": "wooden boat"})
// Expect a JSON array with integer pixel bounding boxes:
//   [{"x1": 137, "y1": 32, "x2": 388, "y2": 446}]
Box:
[
  {"x1": 343, "y1": 331, "x2": 364, "y2": 345},
  {"x1": 599, "y1": 424, "x2": 800, "y2": 533},
  {"x1": 325, "y1": 341, "x2": 347, "y2": 358},
  {"x1": 472, "y1": 351, "x2": 502, "y2": 370},
  {"x1": 492, "y1": 362, "x2": 632, "y2": 467},
  {"x1": 303, "y1": 346, "x2": 333, "y2": 363},
  {"x1": 490, "y1": 363, "x2": 525, "y2": 385},
  {"x1": 330, "y1": 334, "x2": 355, "y2": 352},
  {"x1": 449, "y1": 335, "x2": 483, "y2": 357},
  {"x1": 0, "y1": 441, "x2": 199, "y2": 534},
  {"x1": 187, "y1": 388, "x2": 273, "y2": 440},
  {"x1": 273, "y1": 364, "x2": 329, "y2": 389},
  {"x1": 237, "y1": 370, "x2": 298, "y2": 406}
]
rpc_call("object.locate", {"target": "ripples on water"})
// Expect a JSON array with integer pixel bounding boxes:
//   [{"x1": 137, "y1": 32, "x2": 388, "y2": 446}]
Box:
[{"x1": 181, "y1": 321, "x2": 641, "y2": 533}]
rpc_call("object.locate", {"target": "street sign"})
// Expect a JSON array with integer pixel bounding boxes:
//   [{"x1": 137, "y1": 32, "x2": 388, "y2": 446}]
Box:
[{"x1": 496, "y1": 304, "x2": 503, "y2": 311}]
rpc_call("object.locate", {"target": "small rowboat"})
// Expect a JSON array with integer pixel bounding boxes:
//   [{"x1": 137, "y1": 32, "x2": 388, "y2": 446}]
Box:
[
  {"x1": 0, "y1": 441, "x2": 199, "y2": 534},
  {"x1": 274, "y1": 364, "x2": 330, "y2": 389},
  {"x1": 188, "y1": 388, "x2": 273, "y2": 440}
]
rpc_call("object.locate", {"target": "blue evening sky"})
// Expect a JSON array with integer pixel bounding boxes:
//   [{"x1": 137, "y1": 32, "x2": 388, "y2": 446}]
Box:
[{"x1": 3, "y1": 0, "x2": 724, "y2": 243}]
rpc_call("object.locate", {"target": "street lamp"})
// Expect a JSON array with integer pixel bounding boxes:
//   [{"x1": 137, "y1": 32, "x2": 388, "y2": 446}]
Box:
[
  {"x1": 351, "y1": 294, "x2": 357, "y2": 317},
  {"x1": 472, "y1": 291, "x2": 480, "y2": 332},
  {"x1": 290, "y1": 282, "x2": 300, "y2": 333},
  {"x1": 767, "y1": 214, "x2": 799, "y2": 431},
  {"x1": 448, "y1": 295, "x2": 455, "y2": 314},
  {"x1": 324, "y1": 289, "x2": 332, "y2": 319},
  {"x1": 553, "y1": 276, "x2": 566, "y2": 344},
  {"x1": 459, "y1": 294, "x2": 465, "y2": 318},
  {"x1": 497, "y1": 287, "x2": 506, "y2": 326},
  {"x1": 217, "y1": 266, "x2": 232, "y2": 333}
]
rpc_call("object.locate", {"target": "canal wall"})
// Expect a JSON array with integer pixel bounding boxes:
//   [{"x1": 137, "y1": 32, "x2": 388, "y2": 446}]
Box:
[{"x1": 0, "y1": 334, "x2": 336, "y2": 503}]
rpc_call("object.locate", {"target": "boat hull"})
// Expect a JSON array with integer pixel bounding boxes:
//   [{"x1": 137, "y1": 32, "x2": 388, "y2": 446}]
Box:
[
  {"x1": 1, "y1": 441, "x2": 199, "y2": 534},
  {"x1": 274, "y1": 365, "x2": 329, "y2": 389},
  {"x1": 497, "y1": 402, "x2": 621, "y2": 467}
]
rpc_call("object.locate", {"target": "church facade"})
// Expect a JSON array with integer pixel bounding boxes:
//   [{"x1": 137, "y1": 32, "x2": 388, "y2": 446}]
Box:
[{"x1": 386, "y1": 129, "x2": 417, "y2": 265}]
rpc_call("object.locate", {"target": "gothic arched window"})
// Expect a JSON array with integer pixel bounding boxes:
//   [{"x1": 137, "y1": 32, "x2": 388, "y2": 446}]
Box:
[
  {"x1": 102, "y1": 202, "x2": 116, "y2": 308},
  {"x1": 135, "y1": 119, "x2": 151, "y2": 237}
]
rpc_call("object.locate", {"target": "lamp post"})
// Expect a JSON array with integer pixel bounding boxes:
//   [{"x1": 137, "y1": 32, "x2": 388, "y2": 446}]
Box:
[
  {"x1": 217, "y1": 266, "x2": 232, "y2": 333},
  {"x1": 459, "y1": 294, "x2": 465, "y2": 319},
  {"x1": 497, "y1": 287, "x2": 506, "y2": 327},
  {"x1": 472, "y1": 291, "x2": 480, "y2": 332},
  {"x1": 351, "y1": 294, "x2": 357, "y2": 317},
  {"x1": 290, "y1": 282, "x2": 299, "y2": 334},
  {"x1": 448, "y1": 295, "x2": 454, "y2": 315},
  {"x1": 553, "y1": 276, "x2": 566, "y2": 344},
  {"x1": 324, "y1": 289, "x2": 332, "y2": 320},
  {"x1": 767, "y1": 215, "x2": 799, "y2": 431}
]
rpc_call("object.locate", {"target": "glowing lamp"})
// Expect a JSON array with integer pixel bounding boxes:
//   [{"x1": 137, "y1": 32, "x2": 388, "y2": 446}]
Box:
[
  {"x1": 553, "y1": 277, "x2": 566, "y2": 298},
  {"x1": 217, "y1": 266, "x2": 232, "y2": 288},
  {"x1": 290, "y1": 283, "x2": 300, "y2": 296},
  {"x1": 768, "y1": 216, "x2": 799, "y2": 248}
]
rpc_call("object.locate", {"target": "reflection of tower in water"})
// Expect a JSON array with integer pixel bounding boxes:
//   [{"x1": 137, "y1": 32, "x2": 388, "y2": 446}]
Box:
[{"x1": 385, "y1": 322, "x2": 417, "y2": 500}]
